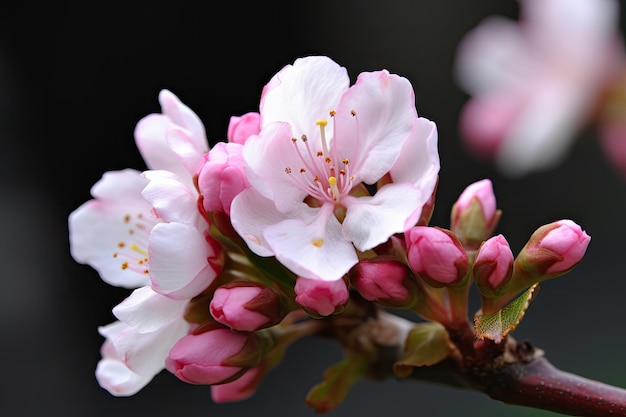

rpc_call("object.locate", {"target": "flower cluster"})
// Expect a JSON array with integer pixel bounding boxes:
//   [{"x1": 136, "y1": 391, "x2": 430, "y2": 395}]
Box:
[{"x1": 68, "y1": 55, "x2": 590, "y2": 409}]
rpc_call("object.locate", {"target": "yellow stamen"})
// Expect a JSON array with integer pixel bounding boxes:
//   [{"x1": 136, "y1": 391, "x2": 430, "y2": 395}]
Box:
[{"x1": 316, "y1": 119, "x2": 330, "y2": 157}]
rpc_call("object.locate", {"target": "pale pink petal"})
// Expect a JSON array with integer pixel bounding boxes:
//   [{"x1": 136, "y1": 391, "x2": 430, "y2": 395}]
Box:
[
  {"x1": 158, "y1": 89, "x2": 208, "y2": 153},
  {"x1": 334, "y1": 70, "x2": 416, "y2": 184},
  {"x1": 68, "y1": 169, "x2": 152, "y2": 288},
  {"x1": 96, "y1": 357, "x2": 155, "y2": 397},
  {"x1": 141, "y1": 170, "x2": 201, "y2": 227},
  {"x1": 242, "y1": 121, "x2": 308, "y2": 212},
  {"x1": 228, "y1": 112, "x2": 261, "y2": 145},
  {"x1": 211, "y1": 366, "x2": 263, "y2": 403},
  {"x1": 230, "y1": 188, "x2": 292, "y2": 257},
  {"x1": 264, "y1": 204, "x2": 358, "y2": 281},
  {"x1": 523, "y1": 0, "x2": 619, "y2": 63},
  {"x1": 149, "y1": 222, "x2": 218, "y2": 299},
  {"x1": 390, "y1": 117, "x2": 440, "y2": 196},
  {"x1": 458, "y1": 93, "x2": 524, "y2": 158},
  {"x1": 497, "y1": 79, "x2": 587, "y2": 176},
  {"x1": 111, "y1": 316, "x2": 189, "y2": 376},
  {"x1": 96, "y1": 321, "x2": 159, "y2": 396},
  {"x1": 134, "y1": 114, "x2": 187, "y2": 176},
  {"x1": 259, "y1": 55, "x2": 349, "y2": 134},
  {"x1": 166, "y1": 127, "x2": 206, "y2": 183},
  {"x1": 112, "y1": 286, "x2": 188, "y2": 334},
  {"x1": 455, "y1": 17, "x2": 532, "y2": 95},
  {"x1": 342, "y1": 183, "x2": 422, "y2": 251}
]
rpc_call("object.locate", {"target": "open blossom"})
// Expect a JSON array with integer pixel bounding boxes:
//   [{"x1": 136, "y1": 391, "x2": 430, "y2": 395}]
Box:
[
  {"x1": 454, "y1": 0, "x2": 625, "y2": 176},
  {"x1": 96, "y1": 287, "x2": 189, "y2": 396},
  {"x1": 69, "y1": 90, "x2": 221, "y2": 300},
  {"x1": 230, "y1": 55, "x2": 439, "y2": 281},
  {"x1": 68, "y1": 90, "x2": 223, "y2": 395}
]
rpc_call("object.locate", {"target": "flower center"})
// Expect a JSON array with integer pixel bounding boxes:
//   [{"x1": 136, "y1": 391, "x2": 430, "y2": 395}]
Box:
[
  {"x1": 284, "y1": 110, "x2": 356, "y2": 205},
  {"x1": 112, "y1": 212, "x2": 158, "y2": 275}
]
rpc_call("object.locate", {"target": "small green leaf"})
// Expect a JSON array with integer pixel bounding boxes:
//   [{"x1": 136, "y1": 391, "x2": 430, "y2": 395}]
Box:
[
  {"x1": 393, "y1": 322, "x2": 452, "y2": 378},
  {"x1": 305, "y1": 353, "x2": 369, "y2": 413},
  {"x1": 474, "y1": 283, "x2": 539, "y2": 343}
]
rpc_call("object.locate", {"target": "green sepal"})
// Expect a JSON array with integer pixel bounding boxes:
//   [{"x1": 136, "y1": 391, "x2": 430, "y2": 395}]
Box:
[
  {"x1": 305, "y1": 352, "x2": 369, "y2": 413},
  {"x1": 393, "y1": 322, "x2": 452, "y2": 378},
  {"x1": 474, "y1": 283, "x2": 539, "y2": 343}
]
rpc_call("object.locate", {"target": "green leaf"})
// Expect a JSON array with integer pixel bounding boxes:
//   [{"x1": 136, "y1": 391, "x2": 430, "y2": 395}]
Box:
[
  {"x1": 393, "y1": 321, "x2": 452, "y2": 378},
  {"x1": 305, "y1": 353, "x2": 369, "y2": 413},
  {"x1": 474, "y1": 283, "x2": 539, "y2": 343}
]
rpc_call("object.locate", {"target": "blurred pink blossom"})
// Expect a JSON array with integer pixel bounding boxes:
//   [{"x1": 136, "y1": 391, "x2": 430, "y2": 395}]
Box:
[{"x1": 455, "y1": 0, "x2": 625, "y2": 176}]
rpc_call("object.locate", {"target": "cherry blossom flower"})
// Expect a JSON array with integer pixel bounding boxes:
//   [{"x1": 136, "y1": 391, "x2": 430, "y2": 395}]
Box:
[
  {"x1": 69, "y1": 90, "x2": 221, "y2": 395},
  {"x1": 454, "y1": 0, "x2": 625, "y2": 176},
  {"x1": 230, "y1": 55, "x2": 439, "y2": 281},
  {"x1": 69, "y1": 90, "x2": 221, "y2": 299}
]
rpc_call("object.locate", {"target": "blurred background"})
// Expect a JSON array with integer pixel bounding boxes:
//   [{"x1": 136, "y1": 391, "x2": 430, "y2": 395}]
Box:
[{"x1": 2, "y1": 1, "x2": 626, "y2": 416}]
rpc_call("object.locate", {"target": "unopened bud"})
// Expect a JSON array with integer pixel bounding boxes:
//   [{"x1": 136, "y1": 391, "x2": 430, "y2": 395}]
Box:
[
  {"x1": 210, "y1": 281, "x2": 285, "y2": 332},
  {"x1": 405, "y1": 226, "x2": 469, "y2": 288},
  {"x1": 227, "y1": 112, "x2": 260, "y2": 144},
  {"x1": 197, "y1": 142, "x2": 249, "y2": 215},
  {"x1": 165, "y1": 328, "x2": 272, "y2": 386},
  {"x1": 349, "y1": 256, "x2": 419, "y2": 309},
  {"x1": 473, "y1": 234, "x2": 514, "y2": 298},
  {"x1": 294, "y1": 276, "x2": 349, "y2": 317},
  {"x1": 515, "y1": 219, "x2": 591, "y2": 282},
  {"x1": 450, "y1": 179, "x2": 501, "y2": 249}
]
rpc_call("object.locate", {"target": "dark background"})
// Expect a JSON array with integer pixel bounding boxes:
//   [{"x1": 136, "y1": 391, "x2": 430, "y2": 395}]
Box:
[{"x1": 2, "y1": 1, "x2": 626, "y2": 416}]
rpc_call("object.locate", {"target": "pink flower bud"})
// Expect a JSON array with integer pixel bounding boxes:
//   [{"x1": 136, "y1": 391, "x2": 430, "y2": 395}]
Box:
[
  {"x1": 473, "y1": 234, "x2": 514, "y2": 297},
  {"x1": 349, "y1": 256, "x2": 419, "y2": 309},
  {"x1": 516, "y1": 219, "x2": 591, "y2": 280},
  {"x1": 210, "y1": 282, "x2": 284, "y2": 332},
  {"x1": 450, "y1": 179, "x2": 500, "y2": 249},
  {"x1": 227, "y1": 112, "x2": 261, "y2": 144},
  {"x1": 197, "y1": 142, "x2": 249, "y2": 215},
  {"x1": 211, "y1": 365, "x2": 263, "y2": 403},
  {"x1": 405, "y1": 226, "x2": 469, "y2": 287},
  {"x1": 165, "y1": 329, "x2": 249, "y2": 385},
  {"x1": 294, "y1": 276, "x2": 349, "y2": 317}
]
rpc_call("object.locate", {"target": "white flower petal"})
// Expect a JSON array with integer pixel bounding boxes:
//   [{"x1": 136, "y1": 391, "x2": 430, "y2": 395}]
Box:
[
  {"x1": 112, "y1": 286, "x2": 188, "y2": 333},
  {"x1": 242, "y1": 122, "x2": 309, "y2": 212},
  {"x1": 230, "y1": 188, "x2": 292, "y2": 257},
  {"x1": 158, "y1": 89, "x2": 208, "y2": 153},
  {"x1": 497, "y1": 80, "x2": 588, "y2": 176},
  {"x1": 141, "y1": 170, "x2": 201, "y2": 227},
  {"x1": 343, "y1": 183, "x2": 423, "y2": 251},
  {"x1": 112, "y1": 316, "x2": 189, "y2": 376},
  {"x1": 334, "y1": 70, "x2": 416, "y2": 184},
  {"x1": 390, "y1": 117, "x2": 440, "y2": 198},
  {"x1": 264, "y1": 204, "x2": 358, "y2": 281},
  {"x1": 68, "y1": 170, "x2": 152, "y2": 288},
  {"x1": 260, "y1": 56, "x2": 349, "y2": 136},
  {"x1": 148, "y1": 222, "x2": 217, "y2": 299},
  {"x1": 95, "y1": 357, "x2": 155, "y2": 397}
]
